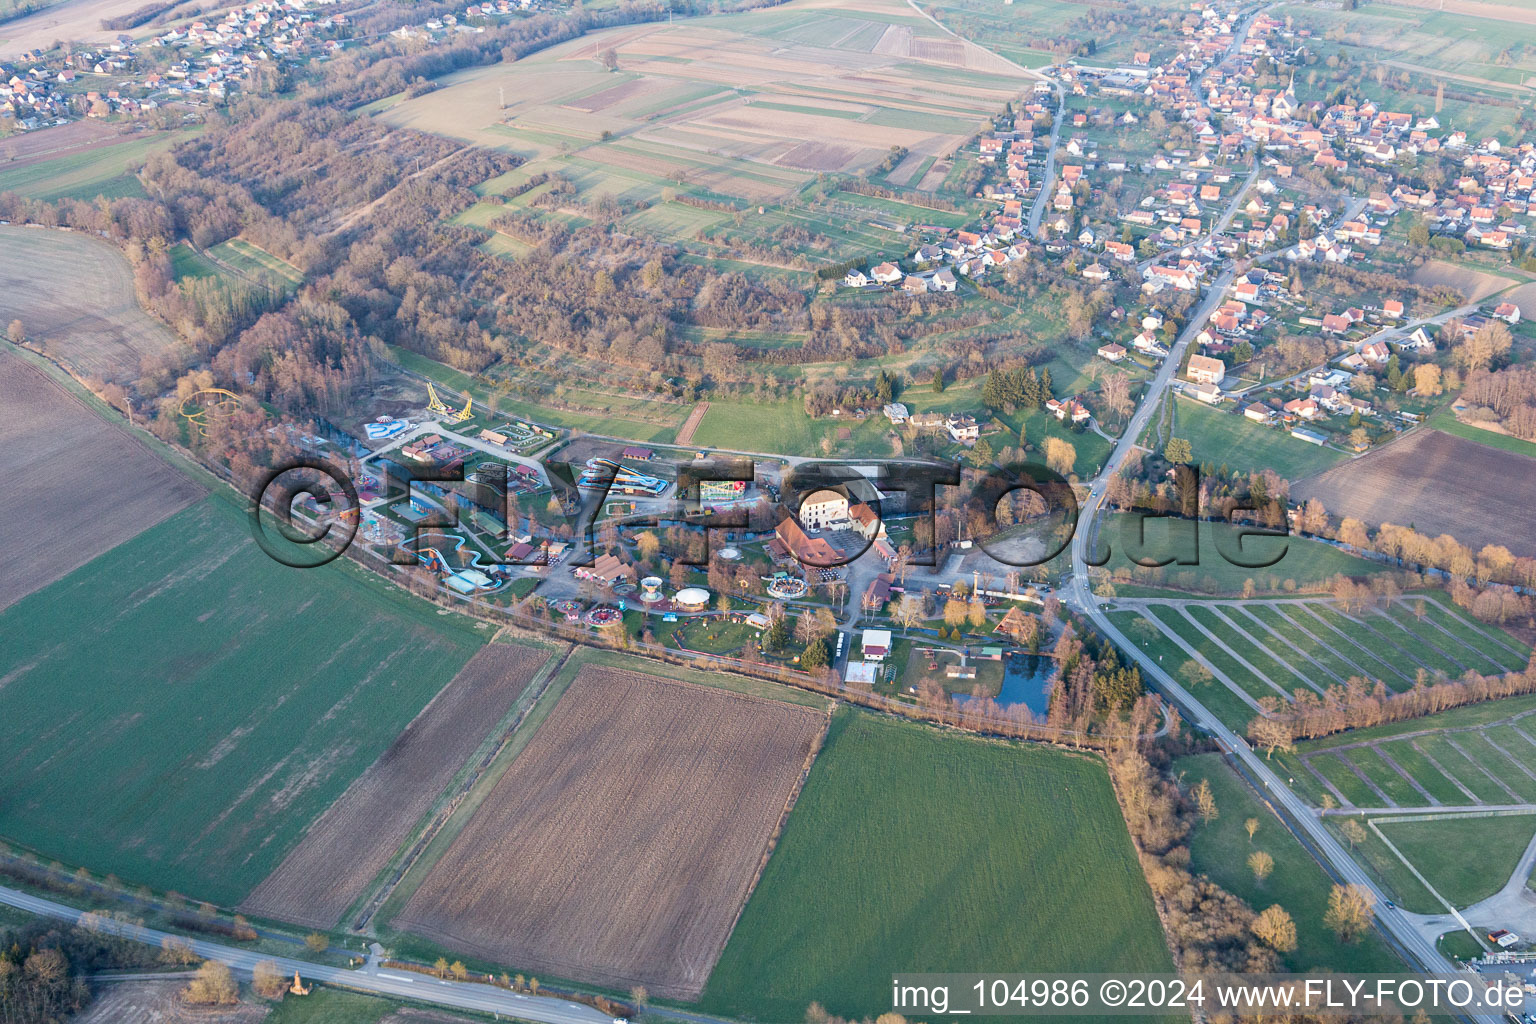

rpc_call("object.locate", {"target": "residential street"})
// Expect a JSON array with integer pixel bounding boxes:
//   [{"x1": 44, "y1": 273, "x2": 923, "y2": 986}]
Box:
[{"x1": 1062, "y1": 205, "x2": 1497, "y2": 1015}]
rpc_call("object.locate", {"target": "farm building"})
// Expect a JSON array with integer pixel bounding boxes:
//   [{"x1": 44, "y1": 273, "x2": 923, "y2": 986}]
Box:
[
  {"x1": 577, "y1": 553, "x2": 635, "y2": 586},
  {"x1": 772, "y1": 517, "x2": 838, "y2": 566},
  {"x1": 848, "y1": 503, "x2": 884, "y2": 540},
  {"x1": 1185, "y1": 381, "x2": 1222, "y2": 404}
]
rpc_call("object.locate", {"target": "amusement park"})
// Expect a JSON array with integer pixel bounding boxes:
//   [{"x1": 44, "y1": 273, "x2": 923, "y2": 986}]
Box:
[{"x1": 248, "y1": 369, "x2": 1063, "y2": 719}]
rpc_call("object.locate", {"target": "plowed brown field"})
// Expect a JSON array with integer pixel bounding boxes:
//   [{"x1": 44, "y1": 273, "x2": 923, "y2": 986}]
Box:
[
  {"x1": 0, "y1": 347, "x2": 203, "y2": 611},
  {"x1": 1293, "y1": 428, "x2": 1536, "y2": 558},
  {"x1": 239, "y1": 643, "x2": 552, "y2": 928},
  {"x1": 394, "y1": 665, "x2": 828, "y2": 998},
  {"x1": 0, "y1": 226, "x2": 181, "y2": 383}
]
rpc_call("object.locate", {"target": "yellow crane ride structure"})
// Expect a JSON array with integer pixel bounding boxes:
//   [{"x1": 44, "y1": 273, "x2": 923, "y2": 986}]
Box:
[{"x1": 425, "y1": 382, "x2": 473, "y2": 423}]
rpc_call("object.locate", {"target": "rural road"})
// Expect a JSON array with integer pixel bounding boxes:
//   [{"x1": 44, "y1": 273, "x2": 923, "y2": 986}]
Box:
[
  {"x1": 0, "y1": 885, "x2": 619, "y2": 1024},
  {"x1": 1061, "y1": 234, "x2": 1498, "y2": 1019},
  {"x1": 1026, "y1": 87, "x2": 1066, "y2": 240}
]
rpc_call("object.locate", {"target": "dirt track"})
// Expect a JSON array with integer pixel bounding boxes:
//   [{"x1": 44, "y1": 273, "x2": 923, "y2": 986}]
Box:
[
  {"x1": 676, "y1": 401, "x2": 709, "y2": 445},
  {"x1": 394, "y1": 665, "x2": 827, "y2": 998},
  {"x1": 239, "y1": 643, "x2": 551, "y2": 928},
  {"x1": 0, "y1": 347, "x2": 204, "y2": 612}
]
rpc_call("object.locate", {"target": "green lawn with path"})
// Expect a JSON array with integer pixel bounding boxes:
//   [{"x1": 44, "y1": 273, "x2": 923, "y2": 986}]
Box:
[
  {"x1": 1174, "y1": 396, "x2": 1348, "y2": 480},
  {"x1": 1108, "y1": 609, "x2": 1257, "y2": 733},
  {"x1": 1376, "y1": 814, "x2": 1536, "y2": 909},
  {"x1": 1178, "y1": 754, "x2": 1404, "y2": 973}
]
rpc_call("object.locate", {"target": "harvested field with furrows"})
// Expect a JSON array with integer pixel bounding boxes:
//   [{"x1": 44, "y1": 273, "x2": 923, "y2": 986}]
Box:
[
  {"x1": 1409, "y1": 260, "x2": 1514, "y2": 303},
  {"x1": 394, "y1": 666, "x2": 829, "y2": 998},
  {"x1": 884, "y1": 148, "x2": 930, "y2": 186},
  {"x1": 0, "y1": 0, "x2": 183, "y2": 56},
  {"x1": 239, "y1": 643, "x2": 552, "y2": 928},
  {"x1": 776, "y1": 141, "x2": 867, "y2": 171},
  {"x1": 0, "y1": 226, "x2": 180, "y2": 382},
  {"x1": 563, "y1": 77, "x2": 660, "y2": 113},
  {"x1": 1381, "y1": 0, "x2": 1536, "y2": 22},
  {"x1": 372, "y1": 0, "x2": 1023, "y2": 198},
  {"x1": 0, "y1": 347, "x2": 204, "y2": 611},
  {"x1": 0, "y1": 118, "x2": 119, "y2": 165},
  {"x1": 1293, "y1": 428, "x2": 1536, "y2": 558}
]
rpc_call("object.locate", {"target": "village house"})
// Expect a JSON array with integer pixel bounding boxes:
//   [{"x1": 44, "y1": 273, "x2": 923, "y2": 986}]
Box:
[{"x1": 1184, "y1": 353, "x2": 1226, "y2": 386}]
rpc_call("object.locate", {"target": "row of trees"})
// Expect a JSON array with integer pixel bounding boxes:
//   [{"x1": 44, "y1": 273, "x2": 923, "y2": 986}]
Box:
[
  {"x1": 1249, "y1": 654, "x2": 1536, "y2": 750},
  {"x1": 1460, "y1": 362, "x2": 1536, "y2": 441}
]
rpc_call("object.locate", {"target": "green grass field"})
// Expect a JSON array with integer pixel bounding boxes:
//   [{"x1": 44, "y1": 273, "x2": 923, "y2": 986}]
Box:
[
  {"x1": 0, "y1": 495, "x2": 487, "y2": 905},
  {"x1": 1174, "y1": 397, "x2": 1347, "y2": 481},
  {"x1": 688, "y1": 398, "x2": 894, "y2": 455},
  {"x1": 1426, "y1": 406, "x2": 1536, "y2": 461},
  {"x1": 698, "y1": 710, "x2": 1172, "y2": 1022},
  {"x1": 1178, "y1": 754, "x2": 1404, "y2": 973},
  {"x1": 207, "y1": 238, "x2": 304, "y2": 289},
  {"x1": 1096, "y1": 515, "x2": 1385, "y2": 595},
  {"x1": 384, "y1": 344, "x2": 685, "y2": 442},
  {"x1": 262, "y1": 987, "x2": 399, "y2": 1024},
  {"x1": 1108, "y1": 609, "x2": 1258, "y2": 733},
  {"x1": 1301, "y1": 691, "x2": 1536, "y2": 755},
  {"x1": 0, "y1": 131, "x2": 191, "y2": 202},
  {"x1": 1371, "y1": 814, "x2": 1536, "y2": 911},
  {"x1": 170, "y1": 242, "x2": 225, "y2": 282}
]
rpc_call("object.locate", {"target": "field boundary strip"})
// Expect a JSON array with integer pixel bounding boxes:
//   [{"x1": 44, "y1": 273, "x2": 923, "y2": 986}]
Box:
[{"x1": 349, "y1": 642, "x2": 576, "y2": 931}]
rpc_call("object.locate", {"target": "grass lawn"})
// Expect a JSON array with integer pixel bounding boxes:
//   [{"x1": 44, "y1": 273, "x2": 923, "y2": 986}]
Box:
[
  {"x1": 1183, "y1": 604, "x2": 1312, "y2": 692},
  {"x1": 384, "y1": 344, "x2": 684, "y2": 442},
  {"x1": 1177, "y1": 754, "x2": 1404, "y2": 973},
  {"x1": 1174, "y1": 396, "x2": 1348, "y2": 481},
  {"x1": 698, "y1": 710, "x2": 1172, "y2": 1023},
  {"x1": 1438, "y1": 929, "x2": 1485, "y2": 960},
  {"x1": 261, "y1": 986, "x2": 398, "y2": 1023},
  {"x1": 207, "y1": 238, "x2": 304, "y2": 289},
  {"x1": 0, "y1": 495, "x2": 487, "y2": 905},
  {"x1": 1096, "y1": 515, "x2": 1384, "y2": 596},
  {"x1": 170, "y1": 242, "x2": 225, "y2": 282},
  {"x1": 688, "y1": 398, "x2": 895, "y2": 456},
  {"x1": 1342, "y1": 747, "x2": 1423, "y2": 806},
  {"x1": 1144, "y1": 605, "x2": 1282, "y2": 705},
  {"x1": 1382, "y1": 601, "x2": 1530, "y2": 673},
  {"x1": 1300, "y1": 692, "x2": 1536, "y2": 752},
  {"x1": 1107, "y1": 609, "x2": 1257, "y2": 734},
  {"x1": 1426, "y1": 406, "x2": 1536, "y2": 460}
]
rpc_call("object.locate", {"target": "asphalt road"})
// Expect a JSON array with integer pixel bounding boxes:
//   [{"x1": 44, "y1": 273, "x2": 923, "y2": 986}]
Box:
[
  {"x1": 0, "y1": 885, "x2": 615, "y2": 1024},
  {"x1": 1061, "y1": 217, "x2": 1499, "y2": 1024},
  {"x1": 1027, "y1": 88, "x2": 1066, "y2": 239}
]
